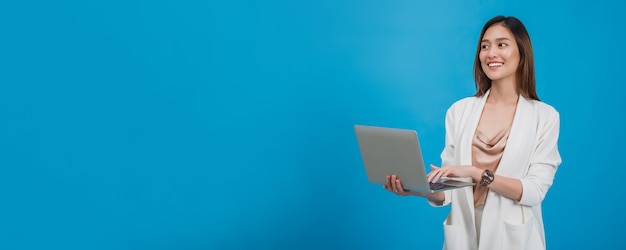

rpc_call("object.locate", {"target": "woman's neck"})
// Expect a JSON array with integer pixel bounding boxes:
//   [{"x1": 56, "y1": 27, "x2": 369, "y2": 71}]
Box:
[{"x1": 488, "y1": 80, "x2": 518, "y2": 105}]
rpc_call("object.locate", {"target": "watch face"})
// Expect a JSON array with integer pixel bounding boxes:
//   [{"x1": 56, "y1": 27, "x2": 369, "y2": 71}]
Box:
[
  {"x1": 481, "y1": 170, "x2": 494, "y2": 186},
  {"x1": 486, "y1": 170, "x2": 494, "y2": 180}
]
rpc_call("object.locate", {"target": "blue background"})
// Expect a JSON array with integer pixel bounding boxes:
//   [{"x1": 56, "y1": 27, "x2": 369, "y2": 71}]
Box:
[{"x1": 1, "y1": 1, "x2": 625, "y2": 249}]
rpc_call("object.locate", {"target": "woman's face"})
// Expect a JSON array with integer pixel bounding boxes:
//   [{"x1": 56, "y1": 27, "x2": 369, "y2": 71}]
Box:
[{"x1": 479, "y1": 24, "x2": 520, "y2": 84}]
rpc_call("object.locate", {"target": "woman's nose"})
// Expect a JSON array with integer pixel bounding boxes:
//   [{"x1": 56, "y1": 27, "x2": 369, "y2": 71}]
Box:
[{"x1": 487, "y1": 49, "x2": 498, "y2": 59}]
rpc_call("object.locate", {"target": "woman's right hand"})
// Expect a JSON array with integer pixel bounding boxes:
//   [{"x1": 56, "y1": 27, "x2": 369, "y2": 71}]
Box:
[
  {"x1": 383, "y1": 175, "x2": 408, "y2": 196},
  {"x1": 383, "y1": 175, "x2": 426, "y2": 197},
  {"x1": 383, "y1": 175, "x2": 445, "y2": 203}
]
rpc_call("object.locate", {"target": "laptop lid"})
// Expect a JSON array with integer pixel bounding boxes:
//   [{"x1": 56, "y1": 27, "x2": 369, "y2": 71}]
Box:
[{"x1": 354, "y1": 124, "x2": 473, "y2": 193}]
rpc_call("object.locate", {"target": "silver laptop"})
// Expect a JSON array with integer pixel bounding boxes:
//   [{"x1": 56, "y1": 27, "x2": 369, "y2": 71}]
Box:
[{"x1": 354, "y1": 124, "x2": 474, "y2": 193}]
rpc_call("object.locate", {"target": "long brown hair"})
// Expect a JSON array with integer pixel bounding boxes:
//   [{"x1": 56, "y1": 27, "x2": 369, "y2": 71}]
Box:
[{"x1": 473, "y1": 16, "x2": 539, "y2": 101}]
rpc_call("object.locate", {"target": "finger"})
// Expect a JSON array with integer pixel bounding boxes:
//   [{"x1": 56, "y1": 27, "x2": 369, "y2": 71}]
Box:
[
  {"x1": 427, "y1": 165, "x2": 440, "y2": 182},
  {"x1": 393, "y1": 176, "x2": 405, "y2": 194},
  {"x1": 427, "y1": 169, "x2": 439, "y2": 183},
  {"x1": 384, "y1": 176, "x2": 394, "y2": 192},
  {"x1": 431, "y1": 169, "x2": 446, "y2": 183},
  {"x1": 427, "y1": 171, "x2": 434, "y2": 183},
  {"x1": 395, "y1": 179, "x2": 409, "y2": 196},
  {"x1": 430, "y1": 172, "x2": 439, "y2": 183},
  {"x1": 439, "y1": 168, "x2": 454, "y2": 179},
  {"x1": 437, "y1": 169, "x2": 450, "y2": 182},
  {"x1": 391, "y1": 175, "x2": 400, "y2": 193},
  {"x1": 395, "y1": 179, "x2": 407, "y2": 193}
]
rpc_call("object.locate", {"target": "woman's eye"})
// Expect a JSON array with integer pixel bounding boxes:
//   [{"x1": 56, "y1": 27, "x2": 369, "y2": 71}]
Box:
[
  {"x1": 498, "y1": 43, "x2": 508, "y2": 47},
  {"x1": 481, "y1": 45, "x2": 489, "y2": 49}
]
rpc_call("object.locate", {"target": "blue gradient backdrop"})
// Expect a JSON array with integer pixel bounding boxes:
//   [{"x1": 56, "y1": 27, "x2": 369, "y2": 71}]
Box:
[{"x1": 1, "y1": 1, "x2": 624, "y2": 249}]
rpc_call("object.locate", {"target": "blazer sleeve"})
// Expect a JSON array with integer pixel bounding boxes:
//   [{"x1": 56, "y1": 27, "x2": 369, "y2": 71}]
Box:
[
  {"x1": 440, "y1": 102, "x2": 457, "y2": 168},
  {"x1": 518, "y1": 107, "x2": 562, "y2": 206},
  {"x1": 428, "y1": 104, "x2": 458, "y2": 207}
]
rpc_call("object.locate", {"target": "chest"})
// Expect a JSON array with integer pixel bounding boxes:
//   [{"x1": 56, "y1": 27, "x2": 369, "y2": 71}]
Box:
[{"x1": 476, "y1": 103, "x2": 516, "y2": 138}]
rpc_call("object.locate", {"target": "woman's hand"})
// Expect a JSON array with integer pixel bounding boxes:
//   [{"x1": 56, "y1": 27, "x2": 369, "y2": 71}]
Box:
[
  {"x1": 427, "y1": 164, "x2": 482, "y2": 183},
  {"x1": 383, "y1": 175, "x2": 444, "y2": 202},
  {"x1": 383, "y1": 175, "x2": 421, "y2": 196}
]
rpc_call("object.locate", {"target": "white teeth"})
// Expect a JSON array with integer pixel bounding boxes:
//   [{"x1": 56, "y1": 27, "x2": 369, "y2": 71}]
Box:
[{"x1": 488, "y1": 63, "x2": 503, "y2": 67}]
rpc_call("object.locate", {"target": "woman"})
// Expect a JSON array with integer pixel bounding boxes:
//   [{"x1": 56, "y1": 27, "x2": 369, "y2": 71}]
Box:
[{"x1": 384, "y1": 16, "x2": 561, "y2": 250}]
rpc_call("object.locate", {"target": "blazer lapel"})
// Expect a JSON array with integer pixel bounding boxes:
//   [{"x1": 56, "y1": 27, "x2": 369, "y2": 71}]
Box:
[
  {"x1": 496, "y1": 96, "x2": 531, "y2": 177},
  {"x1": 457, "y1": 91, "x2": 489, "y2": 227},
  {"x1": 460, "y1": 91, "x2": 488, "y2": 166}
]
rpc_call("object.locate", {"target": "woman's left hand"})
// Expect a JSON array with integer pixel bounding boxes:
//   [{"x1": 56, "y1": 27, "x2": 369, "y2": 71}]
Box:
[{"x1": 427, "y1": 164, "x2": 481, "y2": 183}]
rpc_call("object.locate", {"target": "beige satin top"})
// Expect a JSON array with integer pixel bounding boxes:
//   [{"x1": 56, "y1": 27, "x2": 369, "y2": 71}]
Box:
[{"x1": 472, "y1": 126, "x2": 511, "y2": 207}]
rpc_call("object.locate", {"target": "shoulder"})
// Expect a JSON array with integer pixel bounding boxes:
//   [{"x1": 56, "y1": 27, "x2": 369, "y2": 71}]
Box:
[
  {"x1": 524, "y1": 99, "x2": 560, "y2": 130},
  {"x1": 448, "y1": 96, "x2": 480, "y2": 111},
  {"x1": 444, "y1": 96, "x2": 483, "y2": 126},
  {"x1": 526, "y1": 98, "x2": 560, "y2": 119},
  {"x1": 446, "y1": 96, "x2": 482, "y2": 118}
]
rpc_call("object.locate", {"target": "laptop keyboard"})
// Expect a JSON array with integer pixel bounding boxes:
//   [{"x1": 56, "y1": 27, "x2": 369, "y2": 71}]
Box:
[{"x1": 429, "y1": 182, "x2": 451, "y2": 190}]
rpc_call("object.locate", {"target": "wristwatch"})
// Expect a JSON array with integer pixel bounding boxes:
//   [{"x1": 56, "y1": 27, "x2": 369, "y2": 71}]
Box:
[{"x1": 480, "y1": 169, "x2": 494, "y2": 186}]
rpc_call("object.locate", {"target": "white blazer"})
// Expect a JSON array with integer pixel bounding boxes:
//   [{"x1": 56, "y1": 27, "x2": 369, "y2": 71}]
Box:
[{"x1": 430, "y1": 91, "x2": 562, "y2": 250}]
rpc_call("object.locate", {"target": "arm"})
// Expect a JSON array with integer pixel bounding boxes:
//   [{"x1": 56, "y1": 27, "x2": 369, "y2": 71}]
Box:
[
  {"x1": 426, "y1": 164, "x2": 523, "y2": 201},
  {"x1": 428, "y1": 109, "x2": 562, "y2": 204},
  {"x1": 425, "y1": 103, "x2": 460, "y2": 207},
  {"x1": 517, "y1": 110, "x2": 561, "y2": 206}
]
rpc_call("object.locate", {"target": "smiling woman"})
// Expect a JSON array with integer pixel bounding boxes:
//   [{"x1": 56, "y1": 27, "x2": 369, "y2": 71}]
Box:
[
  {"x1": 474, "y1": 16, "x2": 537, "y2": 101},
  {"x1": 480, "y1": 26, "x2": 521, "y2": 86},
  {"x1": 384, "y1": 16, "x2": 561, "y2": 250},
  {"x1": 5, "y1": 0, "x2": 626, "y2": 248}
]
